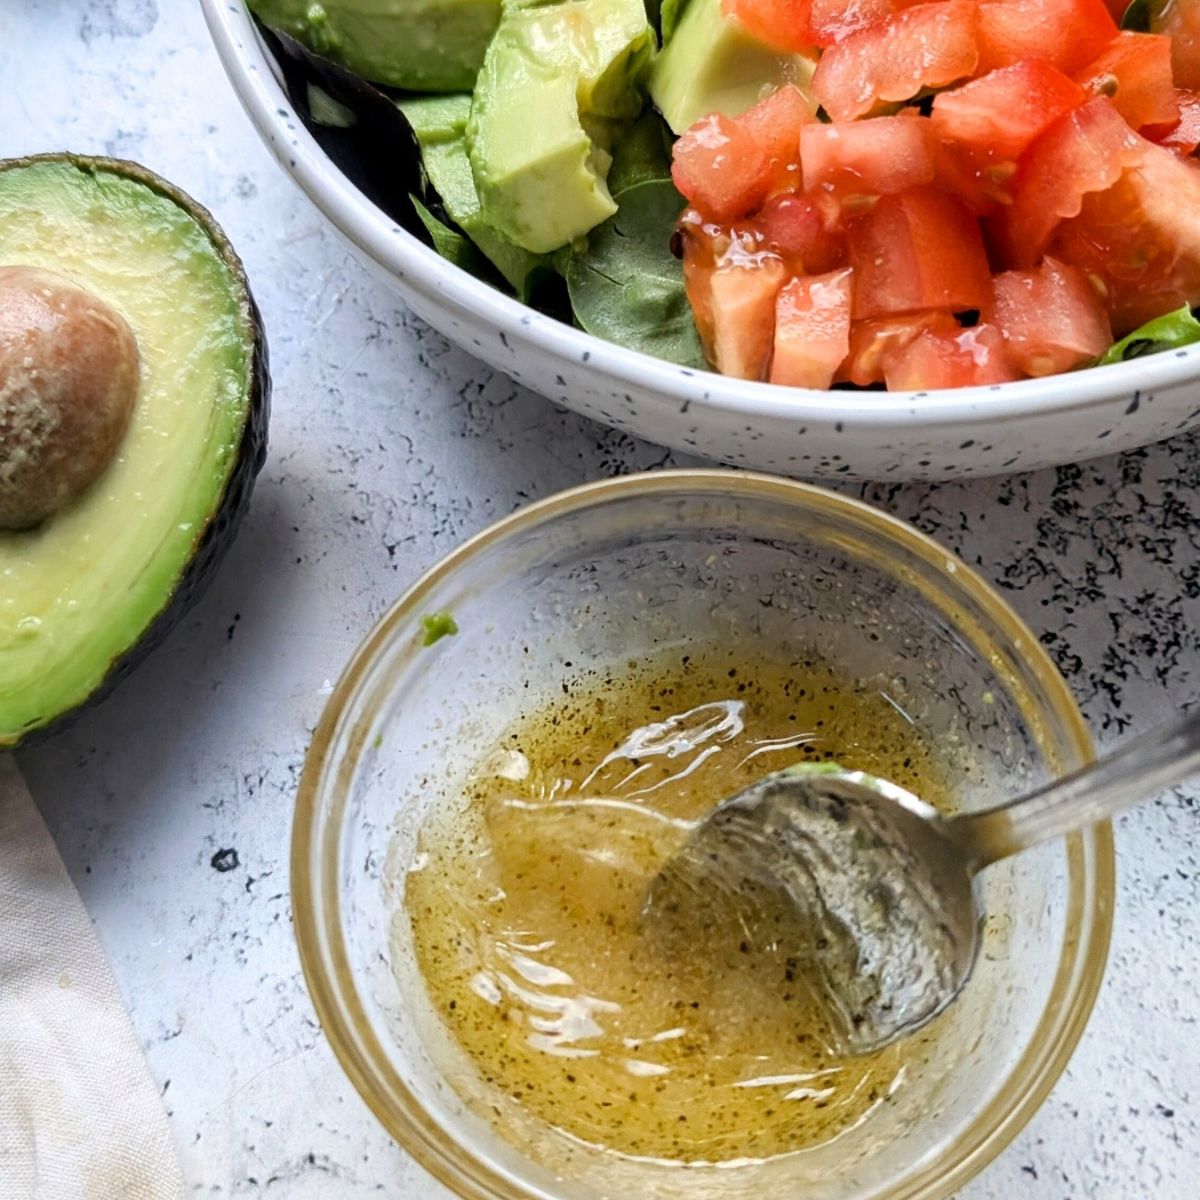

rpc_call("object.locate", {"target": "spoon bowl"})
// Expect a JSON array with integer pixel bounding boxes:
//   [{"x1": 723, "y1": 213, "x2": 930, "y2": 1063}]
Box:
[
  {"x1": 650, "y1": 709, "x2": 1200, "y2": 1056},
  {"x1": 646, "y1": 765, "x2": 981, "y2": 1055}
]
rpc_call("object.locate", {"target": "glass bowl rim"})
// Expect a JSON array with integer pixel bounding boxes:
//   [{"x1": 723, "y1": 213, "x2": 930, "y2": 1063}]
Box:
[{"x1": 293, "y1": 469, "x2": 1114, "y2": 1200}]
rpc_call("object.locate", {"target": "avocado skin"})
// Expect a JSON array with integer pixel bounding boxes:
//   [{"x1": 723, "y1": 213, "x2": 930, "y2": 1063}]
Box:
[{"x1": 2, "y1": 154, "x2": 270, "y2": 749}]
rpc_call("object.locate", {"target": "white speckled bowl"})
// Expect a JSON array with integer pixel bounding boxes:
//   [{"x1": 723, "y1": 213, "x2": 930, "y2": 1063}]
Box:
[{"x1": 202, "y1": 0, "x2": 1200, "y2": 480}]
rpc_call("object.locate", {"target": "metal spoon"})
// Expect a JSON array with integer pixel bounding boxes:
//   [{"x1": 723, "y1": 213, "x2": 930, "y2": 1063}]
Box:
[{"x1": 646, "y1": 711, "x2": 1200, "y2": 1056}]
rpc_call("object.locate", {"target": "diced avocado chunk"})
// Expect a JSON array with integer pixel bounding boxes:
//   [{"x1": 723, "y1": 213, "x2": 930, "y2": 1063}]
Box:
[
  {"x1": 398, "y1": 95, "x2": 547, "y2": 298},
  {"x1": 470, "y1": 72, "x2": 617, "y2": 253},
  {"x1": 468, "y1": 0, "x2": 656, "y2": 254},
  {"x1": 248, "y1": 0, "x2": 500, "y2": 92},
  {"x1": 650, "y1": 0, "x2": 816, "y2": 134}
]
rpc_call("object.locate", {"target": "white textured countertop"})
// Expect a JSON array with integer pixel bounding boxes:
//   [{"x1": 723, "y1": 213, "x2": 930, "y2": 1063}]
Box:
[{"x1": 7, "y1": 3, "x2": 1199, "y2": 1197}]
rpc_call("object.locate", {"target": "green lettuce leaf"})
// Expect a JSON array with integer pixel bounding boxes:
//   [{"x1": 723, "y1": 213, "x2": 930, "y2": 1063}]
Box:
[
  {"x1": 409, "y1": 196, "x2": 496, "y2": 278},
  {"x1": 1096, "y1": 305, "x2": 1200, "y2": 366}
]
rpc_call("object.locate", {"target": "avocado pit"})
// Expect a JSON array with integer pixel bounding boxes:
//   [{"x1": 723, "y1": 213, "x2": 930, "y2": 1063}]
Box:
[{"x1": 0, "y1": 265, "x2": 139, "y2": 529}]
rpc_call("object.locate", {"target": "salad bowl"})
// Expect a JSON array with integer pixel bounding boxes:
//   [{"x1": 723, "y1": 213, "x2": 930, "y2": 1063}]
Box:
[{"x1": 202, "y1": 0, "x2": 1200, "y2": 480}]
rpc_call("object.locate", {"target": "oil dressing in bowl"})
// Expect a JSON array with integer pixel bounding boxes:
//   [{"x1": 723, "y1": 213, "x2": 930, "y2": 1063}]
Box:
[{"x1": 404, "y1": 649, "x2": 954, "y2": 1164}]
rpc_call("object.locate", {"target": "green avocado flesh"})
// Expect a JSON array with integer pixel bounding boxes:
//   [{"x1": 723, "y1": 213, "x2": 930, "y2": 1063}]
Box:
[
  {"x1": 467, "y1": 0, "x2": 655, "y2": 253},
  {"x1": 0, "y1": 160, "x2": 258, "y2": 745},
  {"x1": 398, "y1": 94, "x2": 547, "y2": 296},
  {"x1": 249, "y1": 0, "x2": 500, "y2": 92}
]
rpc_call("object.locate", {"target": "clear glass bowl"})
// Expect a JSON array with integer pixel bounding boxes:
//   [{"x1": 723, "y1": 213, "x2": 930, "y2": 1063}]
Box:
[{"x1": 294, "y1": 471, "x2": 1113, "y2": 1200}]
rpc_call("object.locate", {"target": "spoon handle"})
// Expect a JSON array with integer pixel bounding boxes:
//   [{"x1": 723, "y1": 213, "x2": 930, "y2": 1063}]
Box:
[{"x1": 951, "y1": 710, "x2": 1200, "y2": 868}]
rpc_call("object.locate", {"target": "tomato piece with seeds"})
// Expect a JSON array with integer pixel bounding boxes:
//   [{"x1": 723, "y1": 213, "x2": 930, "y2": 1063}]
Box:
[
  {"x1": 1049, "y1": 140, "x2": 1200, "y2": 333},
  {"x1": 993, "y1": 97, "x2": 1144, "y2": 267},
  {"x1": 931, "y1": 60, "x2": 1087, "y2": 161},
  {"x1": 1075, "y1": 32, "x2": 1179, "y2": 130}
]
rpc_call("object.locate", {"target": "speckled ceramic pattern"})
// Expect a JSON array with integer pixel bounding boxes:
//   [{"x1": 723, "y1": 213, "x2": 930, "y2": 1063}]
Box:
[
  {"x1": 201, "y1": 0, "x2": 1200, "y2": 482},
  {"x1": 7, "y1": 3, "x2": 1199, "y2": 1198}
]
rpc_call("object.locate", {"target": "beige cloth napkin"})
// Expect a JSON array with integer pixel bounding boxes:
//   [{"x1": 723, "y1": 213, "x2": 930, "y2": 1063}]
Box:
[{"x1": 0, "y1": 755, "x2": 186, "y2": 1200}]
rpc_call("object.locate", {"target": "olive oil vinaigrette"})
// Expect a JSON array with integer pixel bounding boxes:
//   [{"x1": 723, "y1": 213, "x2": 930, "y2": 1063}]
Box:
[{"x1": 404, "y1": 649, "x2": 954, "y2": 1163}]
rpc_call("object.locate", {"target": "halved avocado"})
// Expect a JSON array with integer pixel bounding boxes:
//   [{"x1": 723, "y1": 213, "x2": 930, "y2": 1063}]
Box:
[{"x1": 0, "y1": 154, "x2": 269, "y2": 747}]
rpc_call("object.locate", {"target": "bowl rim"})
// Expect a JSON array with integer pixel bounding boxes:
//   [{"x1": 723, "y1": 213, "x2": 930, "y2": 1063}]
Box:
[
  {"x1": 291, "y1": 469, "x2": 1115, "y2": 1200},
  {"x1": 201, "y1": 0, "x2": 1200, "y2": 435}
]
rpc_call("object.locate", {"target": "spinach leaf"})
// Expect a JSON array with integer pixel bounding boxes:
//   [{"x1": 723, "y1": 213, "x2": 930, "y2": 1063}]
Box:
[
  {"x1": 410, "y1": 196, "x2": 496, "y2": 278},
  {"x1": 1120, "y1": 0, "x2": 1154, "y2": 30},
  {"x1": 566, "y1": 179, "x2": 705, "y2": 368},
  {"x1": 253, "y1": 20, "x2": 425, "y2": 229},
  {"x1": 1096, "y1": 306, "x2": 1200, "y2": 366},
  {"x1": 606, "y1": 109, "x2": 675, "y2": 194}
]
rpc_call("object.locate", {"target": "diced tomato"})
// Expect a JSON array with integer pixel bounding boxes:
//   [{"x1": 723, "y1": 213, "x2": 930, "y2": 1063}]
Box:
[
  {"x1": 994, "y1": 97, "x2": 1143, "y2": 268},
  {"x1": 838, "y1": 311, "x2": 958, "y2": 384},
  {"x1": 988, "y1": 257, "x2": 1113, "y2": 374},
  {"x1": 738, "y1": 84, "x2": 814, "y2": 195},
  {"x1": 723, "y1": 0, "x2": 815, "y2": 53},
  {"x1": 1146, "y1": 90, "x2": 1200, "y2": 156},
  {"x1": 884, "y1": 321, "x2": 1020, "y2": 388},
  {"x1": 673, "y1": 89, "x2": 817, "y2": 220},
  {"x1": 847, "y1": 187, "x2": 993, "y2": 319},
  {"x1": 931, "y1": 61, "x2": 1087, "y2": 212},
  {"x1": 801, "y1": 116, "x2": 935, "y2": 200},
  {"x1": 677, "y1": 0, "x2": 1200, "y2": 390},
  {"x1": 1075, "y1": 33, "x2": 1179, "y2": 130},
  {"x1": 1049, "y1": 139, "x2": 1200, "y2": 332},
  {"x1": 679, "y1": 213, "x2": 718, "y2": 359},
  {"x1": 931, "y1": 140, "x2": 1006, "y2": 214},
  {"x1": 932, "y1": 60, "x2": 1087, "y2": 160},
  {"x1": 708, "y1": 258, "x2": 789, "y2": 379},
  {"x1": 739, "y1": 84, "x2": 816, "y2": 153},
  {"x1": 770, "y1": 269, "x2": 854, "y2": 387},
  {"x1": 672, "y1": 113, "x2": 774, "y2": 222},
  {"x1": 811, "y1": 0, "x2": 979, "y2": 121},
  {"x1": 807, "y1": 0, "x2": 895, "y2": 45},
  {"x1": 977, "y1": 0, "x2": 1118, "y2": 76},
  {"x1": 754, "y1": 193, "x2": 846, "y2": 272},
  {"x1": 1153, "y1": 0, "x2": 1200, "y2": 91}
]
